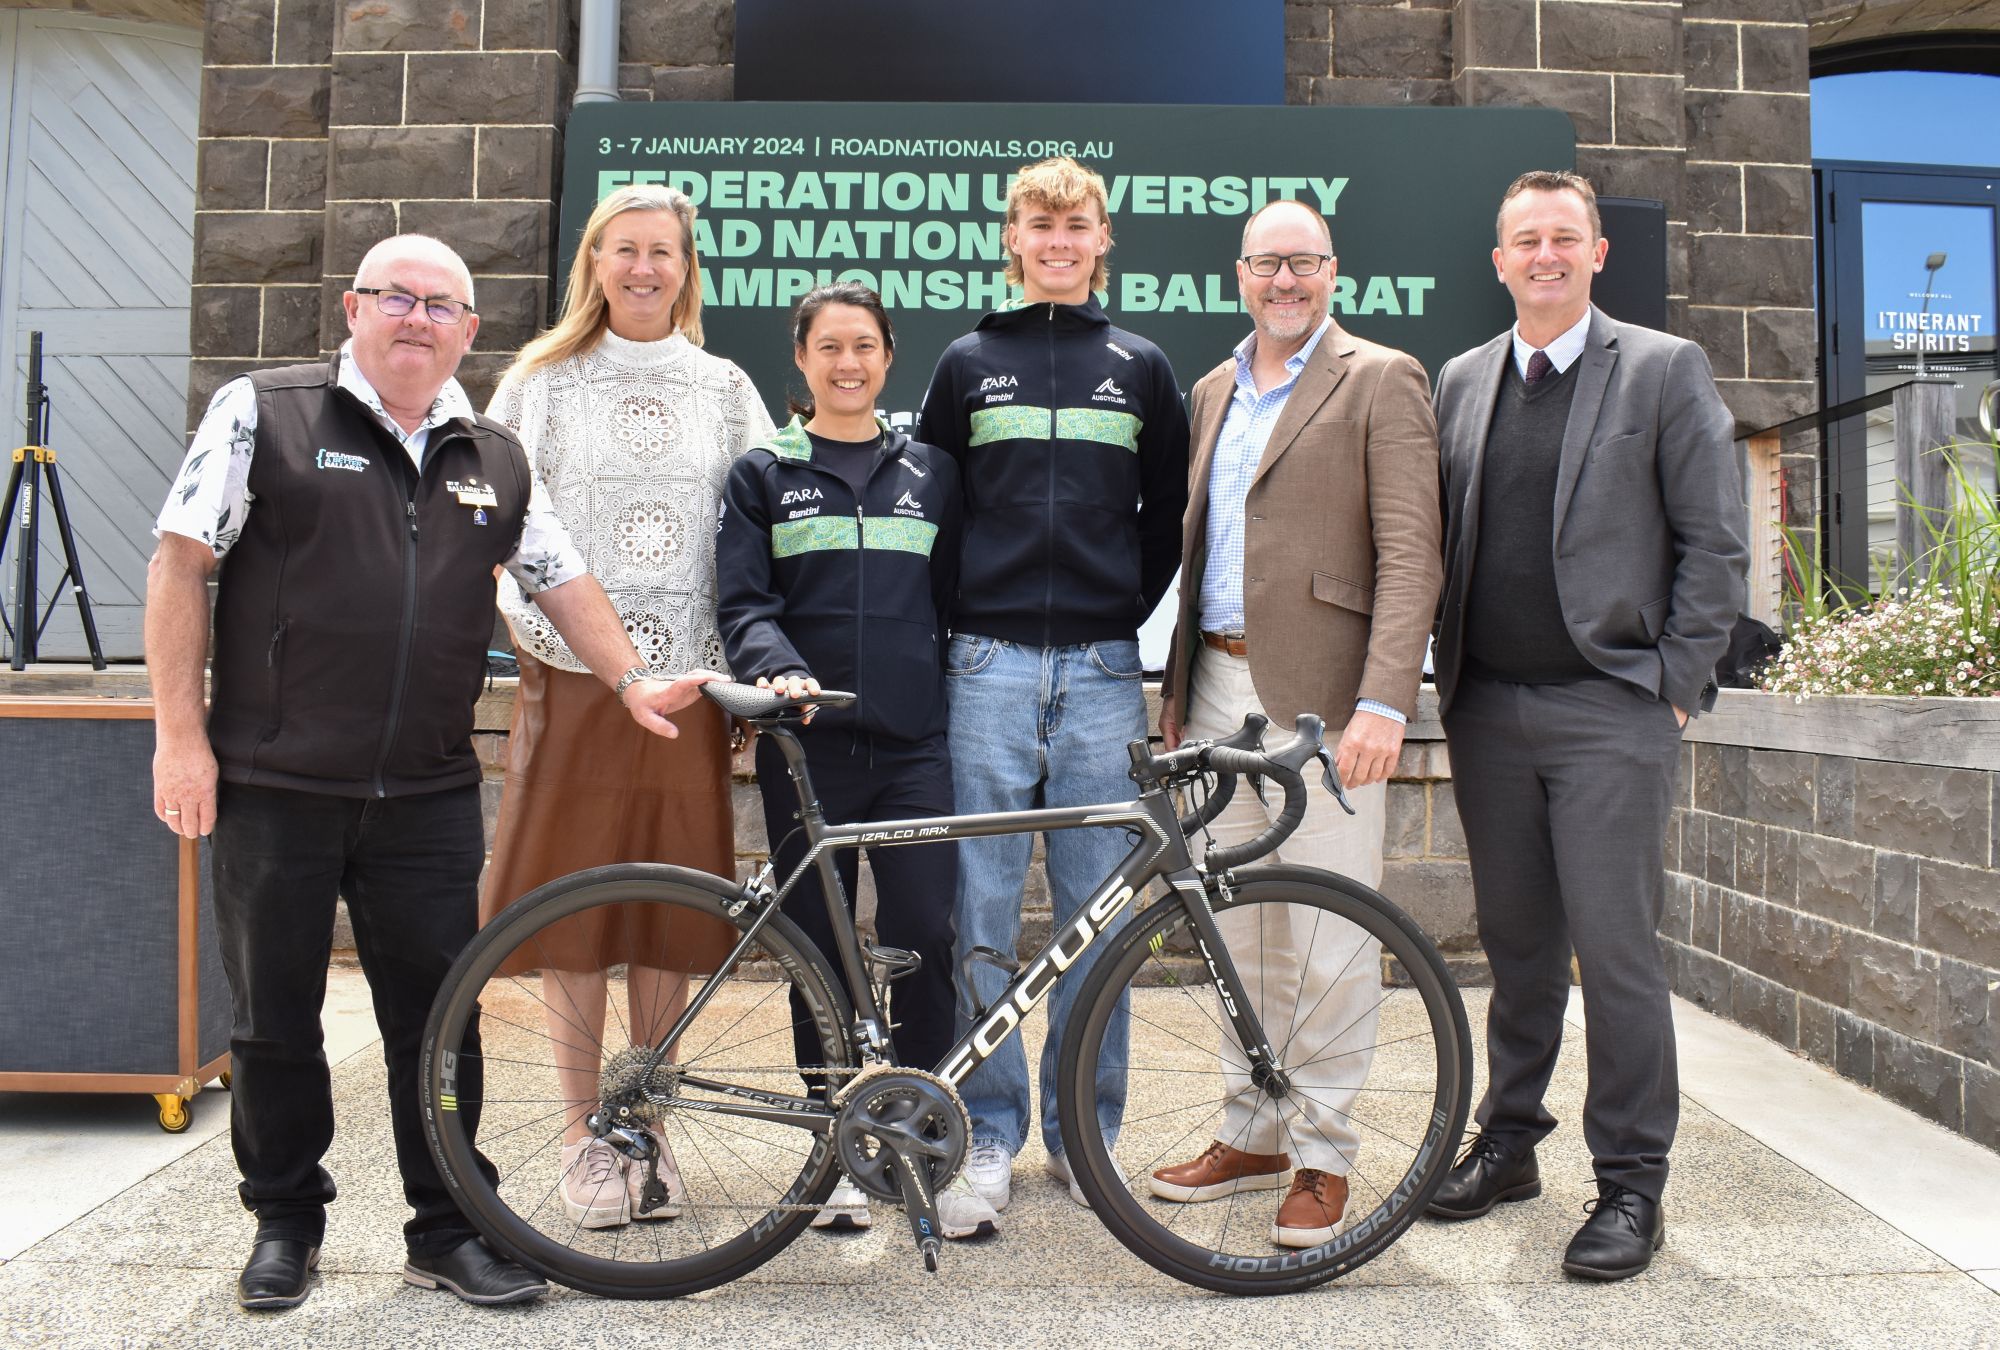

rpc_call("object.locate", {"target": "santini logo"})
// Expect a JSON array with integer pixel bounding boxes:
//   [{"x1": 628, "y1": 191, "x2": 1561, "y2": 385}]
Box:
[
  {"x1": 1105, "y1": 341, "x2": 1134, "y2": 361},
  {"x1": 780, "y1": 487, "x2": 824, "y2": 506},
  {"x1": 978, "y1": 375, "x2": 1018, "y2": 392},
  {"x1": 315, "y1": 449, "x2": 367, "y2": 473}
]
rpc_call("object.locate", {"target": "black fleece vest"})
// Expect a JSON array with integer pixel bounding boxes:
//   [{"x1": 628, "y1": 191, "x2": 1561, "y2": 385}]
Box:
[{"x1": 208, "y1": 358, "x2": 532, "y2": 797}]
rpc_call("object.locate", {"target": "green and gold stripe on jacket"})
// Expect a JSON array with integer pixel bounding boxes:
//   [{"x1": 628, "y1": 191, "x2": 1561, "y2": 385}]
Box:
[
  {"x1": 966, "y1": 406, "x2": 1142, "y2": 452},
  {"x1": 770, "y1": 514, "x2": 939, "y2": 559}
]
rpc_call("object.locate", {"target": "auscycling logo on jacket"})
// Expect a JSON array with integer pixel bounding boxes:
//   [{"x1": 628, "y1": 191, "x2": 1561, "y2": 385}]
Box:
[{"x1": 315, "y1": 449, "x2": 368, "y2": 473}]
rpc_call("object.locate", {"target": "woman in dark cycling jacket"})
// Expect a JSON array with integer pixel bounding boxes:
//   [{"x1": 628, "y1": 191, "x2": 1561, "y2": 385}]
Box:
[{"x1": 717, "y1": 283, "x2": 991, "y2": 1238}]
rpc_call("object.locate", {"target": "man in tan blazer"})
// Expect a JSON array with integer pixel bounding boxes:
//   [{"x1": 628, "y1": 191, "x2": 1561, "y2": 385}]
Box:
[{"x1": 1150, "y1": 199, "x2": 1442, "y2": 1248}]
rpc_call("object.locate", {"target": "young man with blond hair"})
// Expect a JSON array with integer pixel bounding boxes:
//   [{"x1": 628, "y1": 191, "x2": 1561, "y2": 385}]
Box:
[{"x1": 917, "y1": 157, "x2": 1189, "y2": 1234}]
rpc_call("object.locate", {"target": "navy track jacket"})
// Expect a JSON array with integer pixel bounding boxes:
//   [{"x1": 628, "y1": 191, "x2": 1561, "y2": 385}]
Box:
[
  {"x1": 717, "y1": 418, "x2": 962, "y2": 743},
  {"x1": 916, "y1": 297, "x2": 1189, "y2": 647}
]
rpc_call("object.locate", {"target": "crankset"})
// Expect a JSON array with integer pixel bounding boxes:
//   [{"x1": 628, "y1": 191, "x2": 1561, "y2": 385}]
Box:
[{"x1": 832, "y1": 1068, "x2": 969, "y2": 1272}]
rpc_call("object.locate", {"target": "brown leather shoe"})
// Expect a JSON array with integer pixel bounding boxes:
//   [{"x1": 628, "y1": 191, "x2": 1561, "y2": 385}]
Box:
[
  {"x1": 1148, "y1": 1140, "x2": 1291, "y2": 1203},
  {"x1": 1272, "y1": 1168, "x2": 1348, "y2": 1248}
]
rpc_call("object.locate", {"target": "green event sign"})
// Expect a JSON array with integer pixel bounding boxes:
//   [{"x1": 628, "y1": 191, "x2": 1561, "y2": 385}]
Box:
[{"x1": 560, "y1": 102, "x2": 1574, "y2": 427}]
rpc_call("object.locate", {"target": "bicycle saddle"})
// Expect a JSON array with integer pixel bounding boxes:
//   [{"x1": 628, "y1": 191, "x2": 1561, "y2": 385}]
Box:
[{"x1": 700, "y1": 679, "x2": 857, "y2": 723}]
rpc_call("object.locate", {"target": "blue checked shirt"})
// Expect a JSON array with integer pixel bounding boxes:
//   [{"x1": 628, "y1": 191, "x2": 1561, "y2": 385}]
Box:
[{"x1": 1199, "y1": 318, "x2": 1405, "y2": 726}]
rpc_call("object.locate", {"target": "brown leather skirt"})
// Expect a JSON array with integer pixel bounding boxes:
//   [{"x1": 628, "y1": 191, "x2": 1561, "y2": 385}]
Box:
[{"x1": 479, "y1": 653, "x2": 737, "y2": 974}]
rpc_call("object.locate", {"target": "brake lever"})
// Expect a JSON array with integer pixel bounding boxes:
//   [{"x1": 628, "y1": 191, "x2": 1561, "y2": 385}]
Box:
[
  {"x1": 1248, "y1": 772, "x2": 1269, "y2": 808},
  {"x1": 1317, "y1": 745, "x2": 1358, "y2": 817}
]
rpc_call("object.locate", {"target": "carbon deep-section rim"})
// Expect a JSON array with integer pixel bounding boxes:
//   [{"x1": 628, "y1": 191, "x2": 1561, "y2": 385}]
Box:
[
  {"x1": 421, "y1": 864, "x2": 855, "y2": 1298},
  {"x1": 1058, "y1": 865, "x2": 1471, "y2": 1295}
]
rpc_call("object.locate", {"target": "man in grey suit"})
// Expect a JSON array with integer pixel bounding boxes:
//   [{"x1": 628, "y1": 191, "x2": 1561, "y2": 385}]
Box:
[{"x1": 1426, "y1": 171, "x2": 1746, "y2": 1281}]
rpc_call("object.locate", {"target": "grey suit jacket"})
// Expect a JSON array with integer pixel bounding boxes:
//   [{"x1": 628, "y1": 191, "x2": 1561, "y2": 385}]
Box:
[{"x1": 1432, "y1": 306, "x2": 1747, "y2": 717}]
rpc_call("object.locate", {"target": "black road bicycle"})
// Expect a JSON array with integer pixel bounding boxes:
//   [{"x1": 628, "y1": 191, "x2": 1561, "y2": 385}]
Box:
[{"x1": 421, "y1": 681, "x2": 1470, "y2": 1298}]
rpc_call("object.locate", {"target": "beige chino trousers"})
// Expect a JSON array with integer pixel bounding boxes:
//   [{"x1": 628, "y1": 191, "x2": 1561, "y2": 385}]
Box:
[{"x1": 1183, "y1": 646, "x2": 1388, "y2": 1174}]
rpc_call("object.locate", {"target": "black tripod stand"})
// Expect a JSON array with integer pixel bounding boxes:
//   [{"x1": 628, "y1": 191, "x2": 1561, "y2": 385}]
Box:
[{"x1": 1, "y1": 332, "x2": 106, "y2": 670}]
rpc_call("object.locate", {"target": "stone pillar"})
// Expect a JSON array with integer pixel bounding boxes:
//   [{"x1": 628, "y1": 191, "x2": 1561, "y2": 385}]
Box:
[
  {"x1": 1685, "y1": 0, "x2": 1817, "y2": 433},
  {"x1": 188, "y1": 0, "x2": 332, "y2": 427},
  {"x1": 620, "y1": 0, "x2": 737, "y2": 101},
  {"x1": 1293, "y1": 0, "x2": 1455, "y2": 106},
  {"x1": 322, "y1": 1, "x2": 576, "y2": 408}
]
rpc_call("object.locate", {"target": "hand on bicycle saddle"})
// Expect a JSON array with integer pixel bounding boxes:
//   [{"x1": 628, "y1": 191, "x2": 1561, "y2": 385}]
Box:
[{"x1": 700, "y1": 677, "x2": 857, "y2": 725}]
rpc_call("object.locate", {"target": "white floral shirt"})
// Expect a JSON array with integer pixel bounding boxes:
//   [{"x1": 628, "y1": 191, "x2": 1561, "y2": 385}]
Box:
[
  {"x1": 156, "y1": 343, "x2": 587, "y2": 594},
  {"x1": 487, "y1": 330, "x2": 775, "y2": 675}
]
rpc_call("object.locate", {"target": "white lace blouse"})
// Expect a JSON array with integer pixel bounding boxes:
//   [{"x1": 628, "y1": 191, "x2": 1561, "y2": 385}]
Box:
[{"x1": 488, "y1": 329, "x2": 776, "y2": 676}]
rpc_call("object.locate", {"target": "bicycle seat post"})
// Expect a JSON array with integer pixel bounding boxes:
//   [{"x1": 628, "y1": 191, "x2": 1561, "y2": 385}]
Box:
[{"x1": 764, "y1": 723, "x2": 825, "y2": 827}]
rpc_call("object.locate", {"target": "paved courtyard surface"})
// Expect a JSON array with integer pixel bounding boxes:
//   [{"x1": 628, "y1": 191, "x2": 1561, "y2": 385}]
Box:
[{"x1": 2, "y1": 975, "x2": 1996, "y2": 1349}]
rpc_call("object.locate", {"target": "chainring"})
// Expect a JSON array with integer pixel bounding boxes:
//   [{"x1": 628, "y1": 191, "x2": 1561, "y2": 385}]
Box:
[{"x1": 831, "y1": 1068, "x2": 970, "y2": 1203}]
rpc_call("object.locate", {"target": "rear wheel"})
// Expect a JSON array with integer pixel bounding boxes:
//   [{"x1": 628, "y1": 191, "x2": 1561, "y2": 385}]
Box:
[
  {"x1": 1059, "y1": 866, "x2": 1471, "y2": 1295},
  {"x1": 422, "y1": 864, "x2": 855, "y2": 1298}
]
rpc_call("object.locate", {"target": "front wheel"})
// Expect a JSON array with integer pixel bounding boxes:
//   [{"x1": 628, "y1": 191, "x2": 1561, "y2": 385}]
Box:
[
  {"x1": 1058, "y1": 865, "x2": 1471, "y2": 1295},
  {"x1": 422, "y1": 864, "x2": 856, "y2": 1299}
]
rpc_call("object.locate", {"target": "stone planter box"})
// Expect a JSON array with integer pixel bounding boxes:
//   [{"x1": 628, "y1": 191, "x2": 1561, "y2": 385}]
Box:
[{"x1": 1665, "y1": 689, "x2": 2000, "y2": 1151}]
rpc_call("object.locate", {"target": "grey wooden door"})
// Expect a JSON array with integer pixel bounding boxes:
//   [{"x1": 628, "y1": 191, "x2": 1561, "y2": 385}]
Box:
[{"x1": 0, "y1": 13, "x2": 199, "y2": 661}]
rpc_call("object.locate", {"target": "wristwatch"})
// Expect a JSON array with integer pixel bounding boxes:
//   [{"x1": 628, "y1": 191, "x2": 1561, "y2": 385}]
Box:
[{"x1": 614, "y1": 665, "x2": 652, "y2": 699}]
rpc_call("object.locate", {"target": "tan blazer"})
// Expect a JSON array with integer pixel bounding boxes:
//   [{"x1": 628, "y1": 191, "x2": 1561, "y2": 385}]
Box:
[{"x1": 1160, "y1": 320, "x2": 1443, "y2": 734}]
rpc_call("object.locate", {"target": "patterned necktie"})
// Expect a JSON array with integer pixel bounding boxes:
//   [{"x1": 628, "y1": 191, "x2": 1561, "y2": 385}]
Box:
[{"x1": 1525, "y1": 349, "x2": 1555, "y2": 384}]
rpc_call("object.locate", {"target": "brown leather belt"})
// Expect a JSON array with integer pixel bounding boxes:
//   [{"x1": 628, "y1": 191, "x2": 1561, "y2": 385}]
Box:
[{"x1": 1201, "y1": 630, "x2": 1249, "y2": 657}]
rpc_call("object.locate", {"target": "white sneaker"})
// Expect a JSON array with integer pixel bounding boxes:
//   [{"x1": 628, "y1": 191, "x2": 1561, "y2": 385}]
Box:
[
  {"x1": 936, "y1": 1176, "x2": 1000, "y2": 1240},
  {"x1": 1046, "y1": 1146, "x2": 1128, "y2": 1208},
  {"x1": 963, "y1": 1141, "x2": 1014, "y2": 1210},
  {"x1": 560, "y1": 1138, "x2": 629, "y2": 1229},
  {"x1": 811, "y1": 1179, "x2": 872, "y2": 1230},
  {"x1": 626, "y1": 1127, "x2": 682, "y2": 1220}
]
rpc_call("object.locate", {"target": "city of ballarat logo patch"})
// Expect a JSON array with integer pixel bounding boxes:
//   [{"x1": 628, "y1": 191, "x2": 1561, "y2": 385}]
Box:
[{"x1": 315, "y1": 448, "x2": 368, "y2": 473}]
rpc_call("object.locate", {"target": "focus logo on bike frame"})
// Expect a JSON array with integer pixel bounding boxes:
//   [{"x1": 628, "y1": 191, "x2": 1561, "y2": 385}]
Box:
[{"x1": 938, "y1": 876, "x2": 1138, "y2": 1086}]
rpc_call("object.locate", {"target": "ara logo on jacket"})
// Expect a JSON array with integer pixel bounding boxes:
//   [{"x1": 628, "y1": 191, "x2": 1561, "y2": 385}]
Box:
[
  {"x1": 780, "y1": 487, "x2": 824, "y2": 506},
  {"x1": 1091, "y1": 378, "x2": 1129, "y2": 406},
  {"x1": 894, "y1": 490, "x2": 925, "y2": 518},
  {"x1": 315, "y1": 448, "x2": 368, "y2": 473},
  {"x1": 978, "y1": 375, "x2": 1018, "y2": 393}
]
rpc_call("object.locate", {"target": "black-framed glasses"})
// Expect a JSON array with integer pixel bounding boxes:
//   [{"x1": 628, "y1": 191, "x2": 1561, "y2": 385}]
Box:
[
  {"x1": 354, "y1": 287, "x2": 473, "y2": 325},
  {"x1": 1240, "y1": 253, "x2": 1333, "y2": 278}
]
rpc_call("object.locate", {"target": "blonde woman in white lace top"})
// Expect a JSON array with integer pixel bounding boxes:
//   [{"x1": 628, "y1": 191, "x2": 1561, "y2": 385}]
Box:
[{"x1": 478, "y1": 184, "x2": 774, "y2": 1231}]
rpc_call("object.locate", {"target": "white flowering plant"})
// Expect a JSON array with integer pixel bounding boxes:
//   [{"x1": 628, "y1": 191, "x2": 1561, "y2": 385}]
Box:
[{"x1": 1761, "y1": 448, "x2": 1998, "y2": 700}]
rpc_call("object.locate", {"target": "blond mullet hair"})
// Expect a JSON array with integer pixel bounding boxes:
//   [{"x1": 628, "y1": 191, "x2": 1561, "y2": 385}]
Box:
[{"x1": 1004, "y1": 156, "x2": 1113, "y2": 294}]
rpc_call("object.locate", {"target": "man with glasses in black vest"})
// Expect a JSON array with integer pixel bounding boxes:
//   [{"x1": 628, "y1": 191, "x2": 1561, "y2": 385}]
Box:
[{"x1": 147, "y1": 234, "x2": 715, "y2": 1311}]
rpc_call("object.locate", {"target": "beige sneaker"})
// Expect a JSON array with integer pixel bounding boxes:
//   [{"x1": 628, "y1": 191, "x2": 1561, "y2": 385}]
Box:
[
  {"x1": 936, "y1": 1176, "x2": 999, "y2": 1240},
  {"x1": 626, "y1": 1127, "x2": 683, "y2": 1220},
  {"x1": 561, "y1": 1138, "x2": 629, "y2": 1229}
]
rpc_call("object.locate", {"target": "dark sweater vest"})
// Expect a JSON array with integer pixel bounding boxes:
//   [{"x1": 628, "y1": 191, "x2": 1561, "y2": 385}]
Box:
[
  {"x1": 208, "y1": 358, "x2": 533, "y2": 798},
  {"x1": 1461, "y1": 360, "x2": 1604, "y2": 685}
]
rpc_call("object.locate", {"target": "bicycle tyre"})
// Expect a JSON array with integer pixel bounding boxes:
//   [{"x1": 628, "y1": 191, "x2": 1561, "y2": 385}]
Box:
[
  {"x1": 421, "y1": 863, "x2": 855, "y2": 1299},
  {"x1": 1058, "y1": 864, "x2": 1471, "y2": 1295}
]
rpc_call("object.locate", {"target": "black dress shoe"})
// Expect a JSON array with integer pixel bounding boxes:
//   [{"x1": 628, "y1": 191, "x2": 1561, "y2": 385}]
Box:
[
  {"x1": 1426, "y1": 1132, "x2": 1542, "y2": 1220},
  {"x1": 237, "y1": 1238, "x2": 319, "y2": 1310},
  {"x1": 403, "y1": 1237, "x2": 548, "y2": 1305},
  {"x1": 1562, "y1": 1181, "x2": 1665, "y2": 1280}
]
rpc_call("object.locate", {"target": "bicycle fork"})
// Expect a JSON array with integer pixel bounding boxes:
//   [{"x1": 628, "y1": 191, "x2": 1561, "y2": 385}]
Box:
[{"x1": 1168, "y1": 869, "x2": 1291, "y2": 1098}]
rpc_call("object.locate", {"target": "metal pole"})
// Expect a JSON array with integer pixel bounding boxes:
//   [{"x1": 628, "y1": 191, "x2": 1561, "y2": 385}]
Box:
[{"x1": 575, "y1": 0, "x2": 623, "y2": 105}]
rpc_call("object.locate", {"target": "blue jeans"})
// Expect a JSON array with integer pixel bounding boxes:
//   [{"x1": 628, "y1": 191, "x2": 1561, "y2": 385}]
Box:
[{"x1": 945, "y1": 634, "x2": 1146, "y2": 1157}]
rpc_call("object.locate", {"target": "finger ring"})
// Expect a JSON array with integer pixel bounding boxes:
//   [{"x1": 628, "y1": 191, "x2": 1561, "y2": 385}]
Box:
[{"x1": 164, "y1": 808, "x2": 182, "y2": 815}]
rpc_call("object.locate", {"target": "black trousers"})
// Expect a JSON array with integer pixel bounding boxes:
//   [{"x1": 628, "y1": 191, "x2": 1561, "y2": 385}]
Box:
[
  {"x1": 209, "y1": 781, "x2": 497, "y2": 1254},
  {"x1": 756, "y1": 733, "x2": 959, "y2": 1088},
  {"x1": 1443, "y1": 675, "x2": 1685, "y2": 1201}
]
